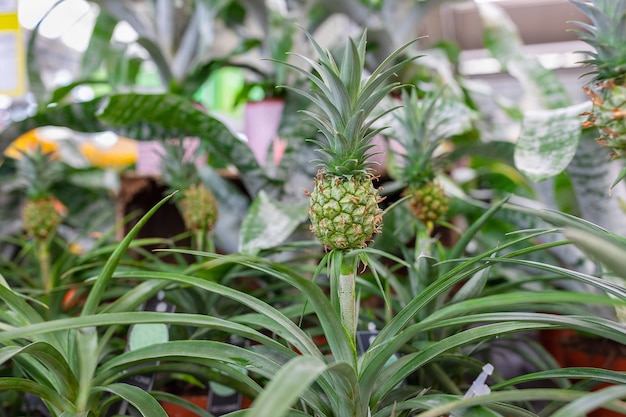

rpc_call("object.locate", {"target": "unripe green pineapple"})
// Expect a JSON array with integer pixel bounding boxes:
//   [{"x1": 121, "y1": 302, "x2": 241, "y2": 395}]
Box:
[
  {"x1": 308, "y1": 170, "x2": 383, "y2": 250},
  {"x1": 285, "y1": 31, "x2": 419, "y2": 250},
  {"x1": 22, "y1": 197, "x2": 62, "y2": 240},
  {"x1": 405, "y1": 181, "x2": 449, "y2": 231},
  {"x1": 180, "y1": 183, "x2": 218, "y2": 233},
  {"x1": 572, "y1": 1, "x2": 626, "y2": 160}
]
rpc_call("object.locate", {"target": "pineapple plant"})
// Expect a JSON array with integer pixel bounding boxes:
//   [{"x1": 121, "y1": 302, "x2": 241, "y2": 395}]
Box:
[
  {"x1": 572, "y1": 1, "x2": 626, "y2": 161},
  {"x1": 160, "y1": 140, "x2": 218, "y2": 249},
  {"x1": 18, "y1": 146, "x2": 64, "y2": 240},
  {"x1": 16, "y1": 145, "x2": 65, "y2": 294},
  {"x1": 392, "y1": 89, "x2": 454, "y2": 231},
  {"x1": 283, "y1": 31, "x2": 420, "y2": 251}
]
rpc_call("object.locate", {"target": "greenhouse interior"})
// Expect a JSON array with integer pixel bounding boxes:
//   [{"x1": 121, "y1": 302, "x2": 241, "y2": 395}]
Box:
[{"x1": 2, "y1": 0, "x2": 626, "y2": 416}]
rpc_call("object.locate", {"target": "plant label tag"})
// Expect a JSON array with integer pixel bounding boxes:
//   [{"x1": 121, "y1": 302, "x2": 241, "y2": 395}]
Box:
[
  {"x1": 207, "y1": 384, "x2": 244, "y2": 416},
  {"x1": 357, "y1": 323, "x2": 380, "y2": 353},
  {"x1": 108, "y1": 292, "x2": 176, "y2": 416}
]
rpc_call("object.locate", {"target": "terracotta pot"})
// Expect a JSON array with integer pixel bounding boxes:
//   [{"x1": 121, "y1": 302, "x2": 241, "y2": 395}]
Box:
[
  {"x1": 541, "y1": 329, "x2": 626, "y2": 417},
  {"x1": 160, "y1": 395, "x2": 208, "y2": 417}
]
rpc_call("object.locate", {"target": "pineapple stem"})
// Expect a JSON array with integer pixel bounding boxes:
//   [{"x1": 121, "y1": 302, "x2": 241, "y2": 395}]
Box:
[
  {"x1": 194, "y1": 229, "x2": 206, "y2": 252},
  {"x1": 339, "y1": 254, "x2": 358, "y2": 349},
  {"x1": 193, "y1": 228, "x2": 215, "y2": 253},
  {"x1": 36, "y1": 238, "x2": 53, "y2": 295}
]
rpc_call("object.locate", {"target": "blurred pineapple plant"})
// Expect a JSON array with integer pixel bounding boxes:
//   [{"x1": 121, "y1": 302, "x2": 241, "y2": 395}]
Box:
[
  {"x1": 16, "y1": 145, "x2": 65, "y2": 294},
  {"x1": 573, "y1": 1, "x2": 626, "y2": 168},
  {"x1": 390, "y1": 88, "x2": 475, "y2": 232},
  {"x1": 160, "y1": 140, "x2": 218, "y2": 251}
]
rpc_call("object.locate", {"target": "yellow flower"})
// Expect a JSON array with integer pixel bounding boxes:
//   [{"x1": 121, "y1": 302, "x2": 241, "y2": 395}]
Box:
[{"x1": 4, "y1": 129, "x2": 59, "y2": 160}]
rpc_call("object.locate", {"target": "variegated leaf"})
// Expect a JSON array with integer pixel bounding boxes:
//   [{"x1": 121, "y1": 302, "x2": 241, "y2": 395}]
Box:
[{"x1": 514, "y1": 102, "x2": 591, "y2": 182}]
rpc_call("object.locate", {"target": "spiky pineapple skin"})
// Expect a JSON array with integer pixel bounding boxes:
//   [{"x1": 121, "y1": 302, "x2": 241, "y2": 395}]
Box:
[
  {"x1": 22, "y1": 197, "x2": 62, "y2": 239},
  {"x1": 583, "y1": 80, "x2": 626, "y2": 158},
  {"x1": 179, "y1": 184, "x2": 218, "y2": 233},
  {"x1": 406, "y1": 181, "x2": 448, "y2": 228},
  {"x1": 308, "y1": 171, "x2": 383, "y2": 250}
]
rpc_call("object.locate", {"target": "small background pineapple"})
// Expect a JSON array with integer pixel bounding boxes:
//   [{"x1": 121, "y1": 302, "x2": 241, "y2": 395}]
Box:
[
  {"x1": 572, "y1": 1, "x2": 626, "y2": 164},
  {"x1": 160, "y1": 140, "x2": 218, "y2": 250},
  {"x1": 388, "y1": 87, "x2": 476, "y2": 233},
  {"x1": 285, "y1": 31, "x2": 419, "y2": 251}
]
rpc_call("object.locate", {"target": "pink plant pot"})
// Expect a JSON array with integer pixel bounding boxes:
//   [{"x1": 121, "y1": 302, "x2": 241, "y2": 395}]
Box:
[{"x1": 243, "y1": 99, "x2": 285, "y2": 166}]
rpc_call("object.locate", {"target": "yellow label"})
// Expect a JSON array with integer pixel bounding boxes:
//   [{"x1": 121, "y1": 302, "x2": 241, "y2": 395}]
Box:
[{"x1": 0, "y1": 10, "x2": 25, "y2": 97}]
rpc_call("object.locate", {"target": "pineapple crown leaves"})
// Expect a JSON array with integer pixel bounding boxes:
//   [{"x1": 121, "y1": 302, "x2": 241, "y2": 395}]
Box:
[
  {"x1": 17, "y1": 145, "x2": 63, "y2": 199},
  {"x1": 393, "y1": 89, "x2": 443, "y2": 185},
  {"x1": 159, "y1": 140, "x2": 202, "y2": 198},
  {"x1": 392, "y1": 88, "x2": 473, "y2": 186},
  {"x1": 571, "y1": 0, "x2": 626, "y2": 82},
  {"x1": 278, "y1": 30, "x2": 422, "y2": 176}
]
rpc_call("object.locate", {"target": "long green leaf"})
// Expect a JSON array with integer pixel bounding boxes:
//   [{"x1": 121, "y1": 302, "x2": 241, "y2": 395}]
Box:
[
  {"x1": 0, "y1": 377, "x2": 74, "y2": 411},
  {"x1": 243, "y1": 355, "x2": 329, "y2": 417},
  {"x1": 80, "y1": 9, "x2": 118, "y2": 77},
  {"x1": 80, "y1": 193, "x2": 174, "y2": 316},
  {"x1": 372, "y1": 321, "x2": 551, "y2": 404},
  {"x1": 0, "y1": 343, "x2": 78, "y2": 400},
  {"x1": 549, "y1": 384, "x2": 626, "y2": 417},
  {"x1": 564, "y1": 226, "x2": 626, "y2": 281},
  {"x1": 97, "y1": 340, "x2": 281, "y2": 388},
  {"x1": 407, "y1": 389, "x2": 591, "y2": 417},
  {"x1": 0, "y1": 312, "x2": 289, "y2": 357},
  {"x1": 492, "y1": 367, "x2": 626, "y2": 390},
  {"x1": 99, "y1": 383, "x2": 168, "y2": 417}
]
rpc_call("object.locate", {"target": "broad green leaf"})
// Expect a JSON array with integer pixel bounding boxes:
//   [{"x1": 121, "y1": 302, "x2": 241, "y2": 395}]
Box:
[
  {"x1": 239, "y1": 190, "x2": 308, "y2": 254},
  {"x1": 243, "y1": 356, "x2": 329, "y2": 417},
  {"x1": 0, "y1": 93, "x2": 268, "y2": 195},
  {"x1": 514, "y1": 102, "x2": 591, "y2": 182}
]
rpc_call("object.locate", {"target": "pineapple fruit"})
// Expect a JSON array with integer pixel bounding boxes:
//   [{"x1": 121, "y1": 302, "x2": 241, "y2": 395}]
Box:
[
  {"x1": 572, "y1": 1, "x2": 626, "y2": 159},
  {"x1": 285, "y1": 31, "x2": 419, "y2": 250},
  {"x1": 179, "y1": 183, "x2": 218, "y2": 233},
  {"x1": 404, "y1": 182, "x2": 448, "y2": 231}
]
